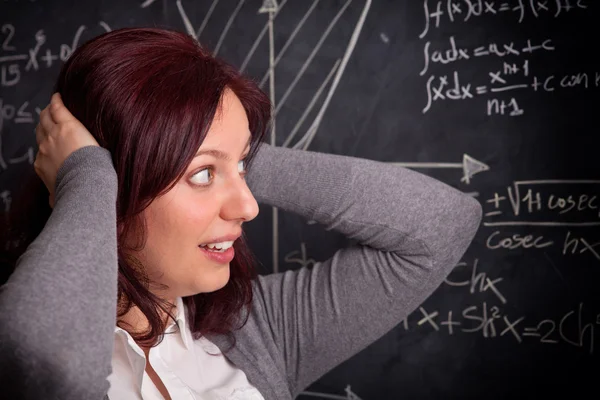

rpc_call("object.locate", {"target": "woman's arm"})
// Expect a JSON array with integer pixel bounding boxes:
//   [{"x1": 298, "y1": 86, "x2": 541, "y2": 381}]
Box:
[
  {"x1": 245, "y1": 143, "x2": 482, "y2": 396},
  {"x1": 0, "y1": 146, "x2": 118, "y2": 400}
]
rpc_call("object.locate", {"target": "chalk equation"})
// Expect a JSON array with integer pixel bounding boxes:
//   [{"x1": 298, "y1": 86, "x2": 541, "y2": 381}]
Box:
[
  {"x1": 483, "y1": 180, "x2": 600, "y2": 225},
  {"x1": 420, "y1": 37, "x2": 553, "y2": 76},
  {"x1": 480, "y1": 229, "x2": 600, "y2": 264},
  {"x1": 0, "y1": 98, "x2": 38, "y2": 172},
  {"x1": 284, "y1": 239, "x2": 598, "y2": 356},
  {"x1": 445, "y1": 259, "x2": 507, "y2": 304},
  {"x1": 0, "y1": 23, "x2": 111, "y2": 87},
  {"x1": 406, "y1": 301, "x2": 596, "y2": 354},
  {"x1": 0, "y1": 98, "x2": 40, "y2": 127},
  {"x1": 433, "y1": 259, "x2": 597, "y2": 354},
  {"x1": 422, "y1": 68, "x2": 597, "y2": 116},
  {"x1": 478, "y1": 181, "x2": 600, "y2": 263},
  {"x1": 420, "y1": 0, "x2": 588, "y2": 38},
  {"x1": 418, "y1": 0, "x2": 592, "y2": 116}
]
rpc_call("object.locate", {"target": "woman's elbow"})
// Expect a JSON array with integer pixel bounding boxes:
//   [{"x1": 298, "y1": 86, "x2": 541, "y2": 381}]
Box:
[
  {"x1": 463, "y1": 195, "x2": 483, "y2": 241},
  {"x1": 0, "y1": 330, "x2": 110, "y2": 400},
  {"x1": 449, "y1": 195, "x2": 483, "y2": 257}
]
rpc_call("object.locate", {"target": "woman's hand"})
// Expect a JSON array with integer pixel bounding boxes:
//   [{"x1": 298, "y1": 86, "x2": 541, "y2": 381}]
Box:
[{"x1": 34, "y1": 93, "x2": 100, "y2": 209}]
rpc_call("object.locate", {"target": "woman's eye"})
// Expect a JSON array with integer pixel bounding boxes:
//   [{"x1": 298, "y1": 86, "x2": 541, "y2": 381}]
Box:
[
  {"x1": 191, "y1": 167, "x2": 213, "y2": 185},
  {"x1": 238, "y1": 159, "x2": 247, "y2": 173},
  {"x1": 191, "y1": 159, "x2": 247, "y2": 187}
]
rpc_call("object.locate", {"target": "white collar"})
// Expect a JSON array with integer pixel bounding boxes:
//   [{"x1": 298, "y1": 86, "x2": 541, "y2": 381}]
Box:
[
  {"x1": 114, "y1": 296, "x2": 192, "y2": 351},
  {"x1": 165, "y1": 296, "x2": 192, "y2": 350}
]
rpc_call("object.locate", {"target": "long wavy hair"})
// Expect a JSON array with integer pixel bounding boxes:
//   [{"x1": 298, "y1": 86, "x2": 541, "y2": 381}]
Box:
[{"x1": 0, "y1": 27, "x2": 272, "y2": 351}]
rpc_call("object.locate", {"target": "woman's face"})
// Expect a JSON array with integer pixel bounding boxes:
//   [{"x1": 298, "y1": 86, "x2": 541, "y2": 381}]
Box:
[{"x1": 131, "y1": 89, "x2": 259, "y2": 300}]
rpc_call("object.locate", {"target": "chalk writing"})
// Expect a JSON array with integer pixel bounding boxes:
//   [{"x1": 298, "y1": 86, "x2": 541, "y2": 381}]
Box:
[
  {"x1": 418, "y1": 0, "x2": 592, "y2": 116},
  {"x1": 522, "y1": 303, "x2": 595, "y2": 354},
  {"x1": 284, "y1": 241, "x2": 317, "y2": 269},
  {"x1": 420, "y1": 37, "x2": 550, "y2": 76},
  {"x1": 445, "y1": 259, "x2": 507, "y2": 304},
  {"x1": 563, "y1": 231, "x2": 600, "y2": 262},
  {"x1": 390, "y1": 153, "x2": 490, "y2": 184},
  {"x1": 485, "y1": 231, "x2": 554, "y2": 250},
  {"x1": 460, "y1": 228, "x2": 600, "y2": 264},
  {"x1": 0, "y1": 24, "x2": 111, "y2": 87},
  {"x1": 423, "y1": 69, "x2": 597, "y2": 115},
  {"x1": 483, "y1": 180, "x2": 600, "y2": 226},
  {"x1": 420, "y1": 0, "x2": 588, "y2": 38},
  {"x1": 0, "y1": 98, "x2": 38, "y2": 171},
  {"x1": 403, "y1": 302, "x2": 596, "y2": 353},
  {"x1": 0, "y1": 98, "x2": 41, "y2": 129}
]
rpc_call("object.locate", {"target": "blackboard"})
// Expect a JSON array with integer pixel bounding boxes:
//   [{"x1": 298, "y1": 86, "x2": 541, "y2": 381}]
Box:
[{"x1": 1, "y1": 0, "x2": 599, "y2": 398}]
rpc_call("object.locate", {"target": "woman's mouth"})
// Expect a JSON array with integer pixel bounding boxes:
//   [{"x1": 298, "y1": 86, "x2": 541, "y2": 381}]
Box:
[{"x1": 198, "y1": 244, "x2": 235, "y2": 263}]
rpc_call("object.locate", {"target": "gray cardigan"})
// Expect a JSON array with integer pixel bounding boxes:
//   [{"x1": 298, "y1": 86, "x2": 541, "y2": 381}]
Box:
[{"x1": 0, "y1": 142, "x2": 482, "y2": 399}]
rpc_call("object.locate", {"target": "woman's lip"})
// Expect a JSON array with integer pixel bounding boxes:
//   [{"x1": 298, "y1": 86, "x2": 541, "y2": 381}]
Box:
[
  {"x1": 198, "y1": 245, "x2": 235, "y2": 263},
  {"x1": 199, "y1": 233, "x2": 241, "y2": 245}
]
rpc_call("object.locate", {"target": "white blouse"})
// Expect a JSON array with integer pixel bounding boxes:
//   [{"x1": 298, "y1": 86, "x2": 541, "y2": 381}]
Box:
[{"x1": 107, "y1": 297, "x2": 266, "y2": 400}]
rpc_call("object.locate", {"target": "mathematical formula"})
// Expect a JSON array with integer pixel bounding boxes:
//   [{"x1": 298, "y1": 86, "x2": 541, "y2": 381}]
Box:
[
  {"x1": 418, "y1": 0, "x2": 591, "y2": 116},
  {"x1": 422, "y1": 69, "x2": 597, "y2": 115},
  {"x1": 0, "y1": 98, "x2": 37, "y2": 171},
  {"x1": 420, "y1": 37, "x2": 553, "y2": 76},
  {"x1": 0, "y1": 23, "x2": 110, "y2": 87},
  {"x1": 434, "y1": 258, "x2": 597, "y2": 354},
  {"x1": 484, "y1": 180, "x2": 600, "y2": 224},
  {"x1": 420, "y1": 0, "x2": 588, "y2": 38},
  {"x1": 284, "y1": 240, "x2": 599, "y2": 356},
  {"x1": 407, "y1": 301, "x2": 596, "y2": 354}
]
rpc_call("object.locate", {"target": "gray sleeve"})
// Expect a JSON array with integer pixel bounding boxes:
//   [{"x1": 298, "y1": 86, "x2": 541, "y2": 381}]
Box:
[
  {"x1": 245, "y1": 143, "x2": 483, "y2": 396},
  {"x1": 0, "y1": 146, "x2": 119, "y2": 400}
]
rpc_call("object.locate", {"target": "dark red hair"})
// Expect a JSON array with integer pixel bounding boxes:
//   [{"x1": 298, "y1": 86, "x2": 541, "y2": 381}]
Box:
[{"x1": 1, "y1": 27, "x2": 272, "y2": 351}]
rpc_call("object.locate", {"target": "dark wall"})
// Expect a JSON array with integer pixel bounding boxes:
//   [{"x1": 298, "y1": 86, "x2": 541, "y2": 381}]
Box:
[{"x1": 1, "y1": 0, "x2": 598, "y2": 398}]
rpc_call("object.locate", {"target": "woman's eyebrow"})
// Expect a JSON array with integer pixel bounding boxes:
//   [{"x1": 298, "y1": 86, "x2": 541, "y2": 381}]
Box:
[{"x1": 194, "y1": 135, "x2": 252, "y2": 160}]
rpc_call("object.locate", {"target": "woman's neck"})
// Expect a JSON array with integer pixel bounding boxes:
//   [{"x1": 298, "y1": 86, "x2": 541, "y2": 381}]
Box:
[{"x1": 116, "y1": 298, "x2": 177, "y2": 340}]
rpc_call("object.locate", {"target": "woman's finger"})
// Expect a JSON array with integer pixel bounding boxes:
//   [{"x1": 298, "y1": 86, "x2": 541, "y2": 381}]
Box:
[
  {"x1": 35, "y1": 123, "x2": 44, "y2": 146},
  {"x1": 33, "y1": 150, "x2": 45, "y2": 179},
  {"x1": 48, "y1": 93, "x2": 75, "y2": 124},
  {"x1": 39, "y1": 106, "x2": 54, "y2": 134}
]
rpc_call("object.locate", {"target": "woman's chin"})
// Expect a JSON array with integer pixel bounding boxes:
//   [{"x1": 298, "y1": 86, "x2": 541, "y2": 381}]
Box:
[{"x1": 192, "y1": 267, "x2": 231, "y2": 294}]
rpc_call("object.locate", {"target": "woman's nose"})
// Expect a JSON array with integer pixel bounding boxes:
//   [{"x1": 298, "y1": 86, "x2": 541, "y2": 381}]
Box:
[{"x1": 221, "y1": 176, "x2": 259, "y2": 223}]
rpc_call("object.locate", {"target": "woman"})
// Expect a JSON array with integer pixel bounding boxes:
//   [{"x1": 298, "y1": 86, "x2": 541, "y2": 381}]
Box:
[{"x1": 0, "y1": 27, "x2": 482, "y2": 400}]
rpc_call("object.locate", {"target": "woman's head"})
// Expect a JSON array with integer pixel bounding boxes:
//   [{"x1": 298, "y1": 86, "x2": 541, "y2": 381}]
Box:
[
  {"x1": 48, "y1": 27, "x2": 272, "y2": 347},
  {"x1": 120, "y1": 88, "x2": 259, "y2": 300}
]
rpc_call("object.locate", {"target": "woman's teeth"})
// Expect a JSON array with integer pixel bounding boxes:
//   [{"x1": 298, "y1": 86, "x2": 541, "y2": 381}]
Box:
[{"x1": 199, "y1": 240, "x2": 234, "y2": 252}]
